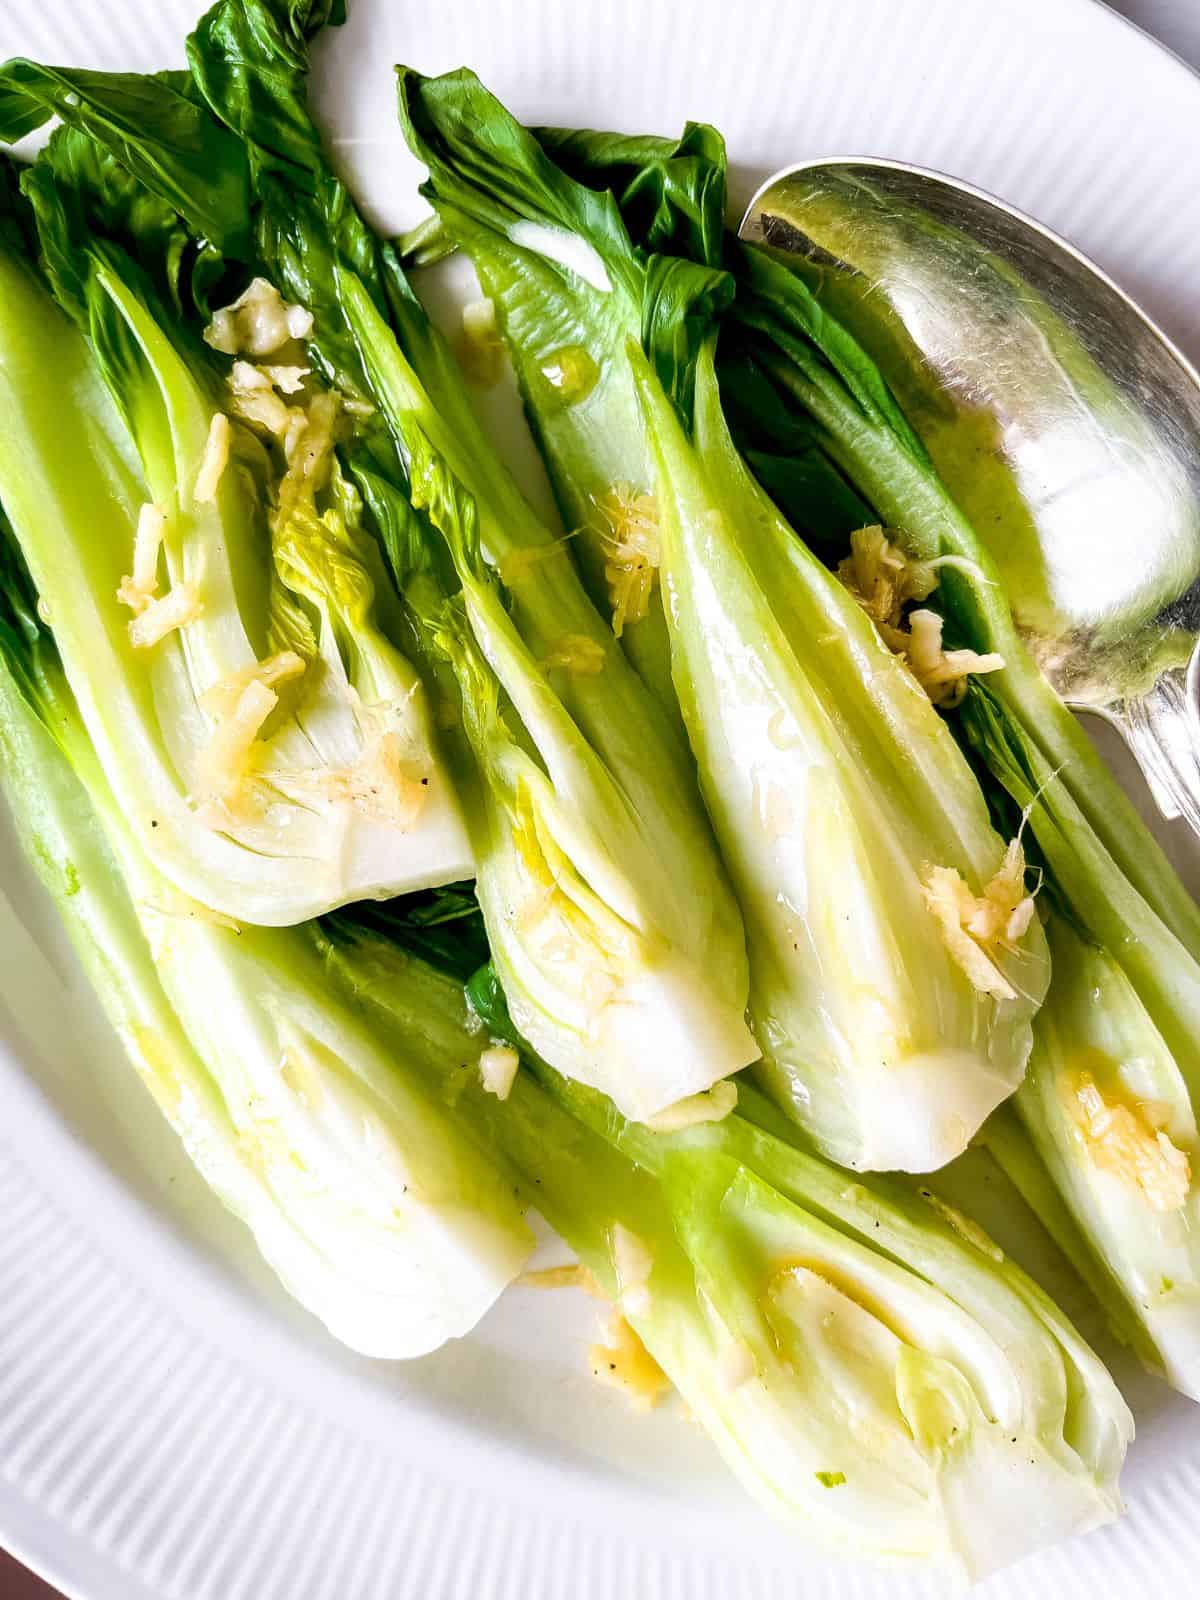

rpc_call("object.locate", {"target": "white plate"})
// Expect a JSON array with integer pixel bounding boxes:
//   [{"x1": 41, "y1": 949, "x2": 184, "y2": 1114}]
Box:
[{"x1": 3, "y1": 1, "x2": 1200, "y2": 1596}]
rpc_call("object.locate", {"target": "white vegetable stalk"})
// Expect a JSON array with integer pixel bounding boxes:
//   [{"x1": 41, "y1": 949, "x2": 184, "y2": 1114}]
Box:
[
  {"x1": 431, "y1": 570, "x2": 759, "y2": 1121},
  {"x1": 0, "y1": 649, "x2": 530, "y2": 1359},
  {"x1": 342, "y1": 292, "x2": 759, "y2": 1118},
  {"x1": 632, "y1": 342, "x2": 1050, "y2": 1170},
  {"x1": 581, "y1": 1129, "x2": 1131, "y2": 1582}
]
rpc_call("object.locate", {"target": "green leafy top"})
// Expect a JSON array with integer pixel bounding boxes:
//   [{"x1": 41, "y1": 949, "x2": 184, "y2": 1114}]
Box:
[
  {"x1": 0, "y1": 62, "x2": 250, "y2": 252},
  {"x1": 186, "y1": 0, "x2": 346, "y2": 183},
  {"x1": 533, "y1": 122, "x2": 727, "y2": 268},
  {"x1": 397, "y1": 66, "x2": 733, "y2": 414}
]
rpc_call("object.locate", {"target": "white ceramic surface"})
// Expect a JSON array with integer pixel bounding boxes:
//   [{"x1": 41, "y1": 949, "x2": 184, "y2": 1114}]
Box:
[{"x1": 2, "y1": 2, "x2": 1200, "y2": 1596}]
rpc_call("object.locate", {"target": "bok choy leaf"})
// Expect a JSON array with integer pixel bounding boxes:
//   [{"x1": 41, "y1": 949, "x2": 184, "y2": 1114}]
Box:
[
  {"x1": 396, "y1": 66, "x2": 732, "y2": 708},
  {"x1": 0, "y1": 512, "x2": 531, "y2": 1357},
  {"x1": 178, "y1": 0, "x2": 758, "y2": 1118},
  {"x1": 628, "y1": 339, "x2": 1049, "y2": 1170},
  {"x1": 328, "y1": 934, "x2": 1130, "y2": 1580},
  {"x1": 0, "y1": 138, "x2": 471, "y2": 924}
]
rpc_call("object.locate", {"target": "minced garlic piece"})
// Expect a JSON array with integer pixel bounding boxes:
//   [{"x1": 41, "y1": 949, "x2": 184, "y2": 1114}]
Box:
[
  {"x1": 1065, "y1": 1070, "x2": 1191, "y2": 1212},
  {"x1": 227, "y1": 360, "x2": 300, "y2": 438},
  {"x1": 591, "y1": 482, "x2": 661, "y2": 637},
  {"x1": 194, "y1": 412, "x2": 232, "y2": 504},
  {"x1": 886, "y1": 608, "x2": 1005, "y2": 707},
  {"x1": 128, "y1": 582, "x2": 202, "y2": 649},
  {"x1": 589, "y1": 1311, "x2": 670, "y2": 1411},
  {"x1": 644, "y1": 1080, "x2": 738, "y2": 1132},
  {"x1": 767, "y1": 707, "x2": 799, "y2": 750},
  {"x1": 541, "y1": 633, "x2": 606, "y2": 676},
  {"x1": 117, "y1": 502, "x2": 167, "y2": 614},
  {"x1": 458, "y1": 297, "x2": 505, "y2": 387},
  {"x1": 921, "y1": 837, "x2": 1036, "y2": 1000},
  {"x1": 520, "y1": 1262, "x2": 606, "y2": 1296},
  {"x1": 751, "y1": 770, "x2": 794, "y2": 842},
  {"x1": 479, "y1": 1043, "x2": 520, "y2": 1100},
  {"x1": 203, "y1": 277, "x2": 313, "y2": 358},
  {"x1": 274, "y1": 390, "x2": 340, "y2": 530},
  {"x1": 611, "y1": 1222, "x2": 654, "y2": 1316},
  {"x1": 260, "y1": 364, "x2": 310, "y2": 395},
  {"x1": 196, "y1": 678, "x2": 279, "y2": 803},
  {"x1": 200, "y1": 650, "x2": 306, "y2": 720},
  {"x1": 837, "y1": 527, "x2": 1003, "y2": 704},
  {"x1": 838, "y1": 524, "x2": 938, "y2": 627}
]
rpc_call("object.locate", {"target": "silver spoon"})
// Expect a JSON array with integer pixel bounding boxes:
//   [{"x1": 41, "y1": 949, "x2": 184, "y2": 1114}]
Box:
[{"x1": 739, "y1": 159, "x2": 1200, "y2": 834}]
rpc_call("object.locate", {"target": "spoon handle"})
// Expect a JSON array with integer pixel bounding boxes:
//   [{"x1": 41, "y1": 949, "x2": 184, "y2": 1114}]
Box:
[{"x1": 1112, "y1": 663, "x2": 1200, "y2": 835}]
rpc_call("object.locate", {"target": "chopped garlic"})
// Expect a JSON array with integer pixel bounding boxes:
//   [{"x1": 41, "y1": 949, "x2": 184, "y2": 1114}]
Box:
[
  {"x1": 274, "y1": 390, "x2": 339, "y2": 528},
  {"x1": 200, "y1": 650, "x2": 306, "y2": 719},
  {"x1": 227, "y1": 360, "x2": 299, "y2": 438},
  {"x1": 751, "y1": 770, "x2": 794, "y2": 842},
  {"x1": 194, "y1": 412, "x2": 232, "y2": 504},
  {"x1": 479, "y1": 1043, "x2": 520, "y2": 1100},
  {"x1": 260, "y1": 364, "x2": 310, "y2": 395},
  {"x1": 1065, "y1": 1069, "x2": 1191, "y2": 1212},
  {"x1": 458, "y1": 297, "x2": 505, "y2": 387},
  {"x1": 644, "y1": 1080, "x2": 738, "y2": 1132},
  {"x1": 541, "y1": 633, "x2": 607, "y2": 676},
  {"x1": 590, "y1": 482, "x2": 661, "y2": 637},
  {"x1": 837, "y1": 527, "x2": 1003, "y2": 704},
  {"x1": 128, "y1": 582, "x2": 202, "y2": 649},
  {"x1": 921, "y1": 838, "x2": 1036, "y2": 1000},
  {"x1": 280, "y1": 1049, "x2": 324, "y2": 1111},
  {"x1": 229, "y1": 360, "x2": 271, "y2": 392},
  {"x1": 117, "y1": 502, "x2": 167, "y2": 614},
  {"x1": 886, "y1": 608, "x2": 1005, "y2": 707},
  {"x1": 196, "y1": 678, "x2": 278, "y2": 803},
  {"x1": 611, "y1": 1222, "x2": 654, "y2": 1316},
  {"x1": 519, "y1": 1262, "x2": 607, "y2": 1297},
  {"x1": 589, "y1": 1311, "x2": 669, "y2": 1411},
  {"x1": 838, "y1": 524, "x2": 939, "y2": 627},
  {"x1": 203, "y1": 277, "x2": 313, "y2": 358}
]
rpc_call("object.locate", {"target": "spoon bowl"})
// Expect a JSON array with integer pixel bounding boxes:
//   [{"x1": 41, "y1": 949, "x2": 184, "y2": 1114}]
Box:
[{"x1": 739, "y1": 159, "x2": 1200, "y2": 832}]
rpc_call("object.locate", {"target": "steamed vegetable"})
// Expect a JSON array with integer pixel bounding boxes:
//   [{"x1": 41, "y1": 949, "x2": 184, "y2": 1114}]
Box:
[
  {"x1": 0, "y1": 520, "x2": 531, "y2": 1357},
  {"x1": 717, "y1": 233, "x2": 1200, "y2": 1396},
  {"x1": 986, "y1": 917, "x2": 1200, "y2": 1397},
  {"x1": 397, "y1": 67, "x2": 732, "y2": 708},
  {"x1": 624, "y1": 341, "x2": 1049, "y2": 1169},
  {"x1": 394, "y1": 68, "x2": 1052, "y2": 1171},
  {"x1": 179, "y1": 0, "x2": 759, "y2": 1118},
  {"x1": 396, "y1": 431, "x2": 758, "y2": 1118},
  {"x1": 1, "y1": 538, "x2": 1128, "y2": 1569},
  {"x1": 723, "y1": 241, "x2": 1200, "y2": 963},
  {"x1": 0, "y1": 133, "x2": 470, "y2": 926},
  {"x1": 0, "y1": 8, "x2": 757, "y2": 1122},
  {"x1": 960, "y1": 684, "x2": 1200, "y2": 1396},
  {"x1": 0, "y1": 1, "x2": 1170, "y2": 1575},
  {"x1": 324, "y1": 933, "x2": 1130, "y2": 1580}
]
